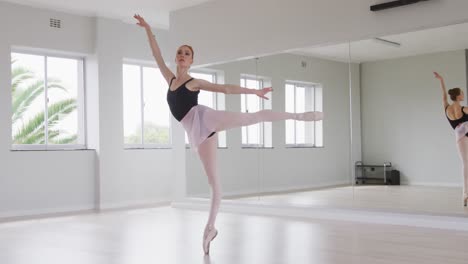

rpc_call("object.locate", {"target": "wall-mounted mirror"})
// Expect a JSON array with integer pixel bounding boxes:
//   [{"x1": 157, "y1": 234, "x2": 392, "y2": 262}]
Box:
[
  {"x1": 184, "y1": 42, "x2": 355, "y2": 209},
  {"x1": 351, "y1": 22, "x2": 468, "y2": 215},
  {"x1": 185, "y1": 58, "x2": 264, "y2": 202}
]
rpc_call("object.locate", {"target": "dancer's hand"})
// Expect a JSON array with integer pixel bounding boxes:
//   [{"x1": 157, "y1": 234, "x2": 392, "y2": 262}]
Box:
[
  {"x1": 134, "y1": 14, "x2": 150, "y2": 28},
  {"x1": 434, "y1": 72, "x2": 444, "y2": 81},
  {"x1": 255, "y1": 87, "x2": 273, "y2": 100}
]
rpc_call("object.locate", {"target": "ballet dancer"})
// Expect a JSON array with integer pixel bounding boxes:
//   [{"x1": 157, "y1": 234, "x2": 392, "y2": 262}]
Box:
[
  {"x1": 135, "y1": 14, "x2": 323, "y2": 254},
  {"x1": 434, "y1": 72, "x2": 468, "y2": 206}
]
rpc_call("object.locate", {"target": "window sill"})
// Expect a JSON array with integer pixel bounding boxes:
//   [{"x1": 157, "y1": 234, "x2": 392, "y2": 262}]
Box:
[
  {"x1": 10, "y1": 148, "x2": 92, "y2": 152},
  {"x1": 185, "y1": 145, "x2": 228, "y2": 149},
  {"x1": 124, "y1": 147, "x2": 172, "y2": 150},
  {"x1": 285, "y1": 145, "x2": 324, "y2": 149},
  {"x1": 241, "y1": 145, "x2": 274, "y2": 149},
  {"x1": 11, "y1": 145, "x2": 89, "y2": 151}
]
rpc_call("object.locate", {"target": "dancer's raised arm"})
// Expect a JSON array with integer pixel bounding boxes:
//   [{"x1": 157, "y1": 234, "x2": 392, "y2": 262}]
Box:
[
  {"x1": 434, "y1": 72, "x2": 449, "y2": 109},
  {"x1": 134, "y1": 14, "x2": 174, "y2": 84}
]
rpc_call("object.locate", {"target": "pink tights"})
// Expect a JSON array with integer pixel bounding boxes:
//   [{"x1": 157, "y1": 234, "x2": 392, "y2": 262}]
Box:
[
  {"x1": 196, "y1": 110, "x2": 323, "y2": 231},
  {"x1": 456, "y1": 136, "x2": 468, "y2": 198}
]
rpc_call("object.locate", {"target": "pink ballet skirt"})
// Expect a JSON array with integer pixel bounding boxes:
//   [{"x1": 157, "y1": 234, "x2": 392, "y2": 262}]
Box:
[
  {"x1": 180, "y1": 105, "x2": 224, "y2": 151},
  {"x1": 455, "y1": 121, "x2": 468, "y2": 143}
]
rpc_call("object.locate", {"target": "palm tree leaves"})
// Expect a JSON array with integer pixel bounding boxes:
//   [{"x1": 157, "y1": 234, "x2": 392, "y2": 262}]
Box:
[
  {"x1": 13, "y1": 110, "x2": 44, "y2": 143},
  {"x1": 11, "y1": 66, "x2": 34, "y2": 94},
  {"x1": 11, "y1": 59, "x2": 78, "y2": 145},
  {"x1": 52, "y1": 135, "x2": 78, "y2": 144},
  {"x1": 12, "y1": 79, "x2": 66, "y2": 123},
  {"x1": 12, "y1": 99, "x2": 77, "y2": 144},
  {"x1": 47, "y1": 98, "x2": 77, "y2": 129}
]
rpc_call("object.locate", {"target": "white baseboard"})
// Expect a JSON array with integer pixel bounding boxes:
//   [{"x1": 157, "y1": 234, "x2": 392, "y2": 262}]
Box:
[
  {"x1": 189, "y1": 180, "x2": 351, "y2": 198},
  {"x1": 0, "y1": 205, "x2": 95, "y2": 222},
  {"x1": 0, "y1": 199, "x2": 172, "y2": 222},
  {"x1": 172, "y1": 198, "x2": 468, "y2": 231},
  {"x1": 99, "y1": 199, "x2": 171, "y2": 211},
  {"x1": 401, "y1": 181, "x2": 461, "y2": 187}
]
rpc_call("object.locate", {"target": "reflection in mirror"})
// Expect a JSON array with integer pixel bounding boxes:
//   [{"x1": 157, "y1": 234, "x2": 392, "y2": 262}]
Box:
[
  {"x1": 248, "y1": 47, "x2": 356, "y2": 207},
  {"x1": 351, "y1": 22, "x2": 468, "y2": 215},
  {"x1": 184, "y1": 42, "x2": 354, "y2": 208},
  {"x1": 185, "y1": 58, "x2": 263, "y2": 202}
]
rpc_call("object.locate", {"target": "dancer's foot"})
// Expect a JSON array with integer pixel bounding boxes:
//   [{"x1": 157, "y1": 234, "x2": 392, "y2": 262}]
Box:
[
  {"x1": 203, "y1": 227, "x2": 218, "y2": 255},
  {"x1": 296, "y1": 111, "x2": 323, "y2": 121},
  {"x1": 464, "y1": 195, "x2": 468, "y2": 207},
  {"x1": 203, "y1": 254, "x2": 212, "y2": 264}
]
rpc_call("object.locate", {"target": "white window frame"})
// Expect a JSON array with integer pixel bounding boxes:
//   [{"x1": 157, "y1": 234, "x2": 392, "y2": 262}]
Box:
[
  {"x1": 123, "y1": 61, "x2": 172, "y2": 149},
  {"x1": 285, "y1": 81, "x2": 323, "y2": 148},
  {"x1": 240, "y1": 75, "x2": 272, "y2": 149},
  {"x1": 11, "y1": 49, "x2": 87, "y2": 151}
]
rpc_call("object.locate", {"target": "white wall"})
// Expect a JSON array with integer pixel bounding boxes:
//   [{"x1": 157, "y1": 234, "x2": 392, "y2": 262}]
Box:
[
  {"x1": 94, "y1": 18, "x2": 178, "y2": 209},
  {"x1": 0, "y1": 1, "x2": 97, "y2": 218},
  {"x1": 0, "y1": 2, "x2": 177, "y2": 218},
  {"x1": 3, "y1": 0, "x2": 464, "y2": 217},
  {"x1": 360, "y1": 50, "x2": 466, "y2": 186},
  {"x1": 186, "y1": 53, "x2": 358, "y2": 196},
  {"x1": 171, "y1": 0, "x2": 468, "y2": 66}
]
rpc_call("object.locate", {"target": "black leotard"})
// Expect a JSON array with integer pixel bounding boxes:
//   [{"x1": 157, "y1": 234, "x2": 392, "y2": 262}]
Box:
[
  {"x1": 167, "y1": 77, "x2": 198, "y2": 121},
  {"x1": 166, "y1": 77, "x2": 216, "y2": 138},
  {"x1": 446, "y1": 105, "x2": 468, "y2": 137}
]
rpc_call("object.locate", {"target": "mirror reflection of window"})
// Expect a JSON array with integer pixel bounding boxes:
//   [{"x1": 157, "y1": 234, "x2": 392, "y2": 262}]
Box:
[
  {"x1": 240, "y1": 76, "x2": 272, "y2": 148},
  {"x1": 186, "y1": 71, "x2": 227, "y2": 148},
  {"x1": 285, "y1": 82, "x2": 323, "y2": 147}
]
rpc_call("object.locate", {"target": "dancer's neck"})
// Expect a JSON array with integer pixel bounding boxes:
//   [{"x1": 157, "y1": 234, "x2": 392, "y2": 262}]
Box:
[{"x1": 176, "y1": 66, "x2": 190, "y2": 80}]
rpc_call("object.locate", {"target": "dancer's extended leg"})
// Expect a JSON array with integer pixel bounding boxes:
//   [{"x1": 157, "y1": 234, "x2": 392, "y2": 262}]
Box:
[
  {"x1": 456, "y1": 136, "x2": 468, "y2": 205},
  {"x1": 196, "y1": 109, "x2": 323, "y2": 254},
  {"x1": 197, "y1": 133, "x2": 220, "y2": 254},
  {"x1": 213, "y1": 110, "x2": 323, "y2": 132}
]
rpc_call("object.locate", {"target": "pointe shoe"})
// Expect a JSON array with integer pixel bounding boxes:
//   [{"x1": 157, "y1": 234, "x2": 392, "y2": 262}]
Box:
[
  {"x1": 203, "y1": 227, "x2": 218, "y2": 255},
  {"x1": 464, "y1": 196, "x2": 468, "y2": 207},
  {"x1": 297, "y1": 111, "x2": 323, "y2": 121}
]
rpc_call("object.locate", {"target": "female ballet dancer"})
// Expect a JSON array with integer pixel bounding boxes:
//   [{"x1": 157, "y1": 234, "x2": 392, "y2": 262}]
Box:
[
  {"x1": 434, "y1": 72, "x2": 468, "y2": 206},
  {"x1": 134, "y1": 14, "x2": 323, "y2": 254}
]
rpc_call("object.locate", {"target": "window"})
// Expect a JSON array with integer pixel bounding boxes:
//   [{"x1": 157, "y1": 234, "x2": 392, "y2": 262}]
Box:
[
  {"x1": 123, "y1": 64, "x2": 171, "y2": 148},
  {"x1": 285, "y1": 82, "x2": 323, "y2": 147},
  {"x1": 241, "y1": 76, "x2": 272, "y2": 148},
  {"x1": 185, "y1": 70, "x2": 227, "y2": 148},
  {"x1": 11, "y1": 52, "x2": 86, "y2": 150}
]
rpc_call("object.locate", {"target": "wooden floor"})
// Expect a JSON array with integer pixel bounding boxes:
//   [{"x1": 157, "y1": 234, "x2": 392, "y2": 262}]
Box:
[
  {"x1": 232, "y1": 185, "x2": 468, "y2": 216},
  {"x1": 1, "y1": 206, "x2": 468, "y2": 264}
]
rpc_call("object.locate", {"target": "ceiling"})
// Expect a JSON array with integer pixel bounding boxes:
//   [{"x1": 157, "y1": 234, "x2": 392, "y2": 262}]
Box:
[
  {"x1": 292, "y1": 22, "x2": 468, "y2": 63},
  {"x1": 1, "y1": 0, "x2": 214, "y2": 29},
  {"x1": 5, "y1": 0, "x2": 468, "y2": 63}
]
